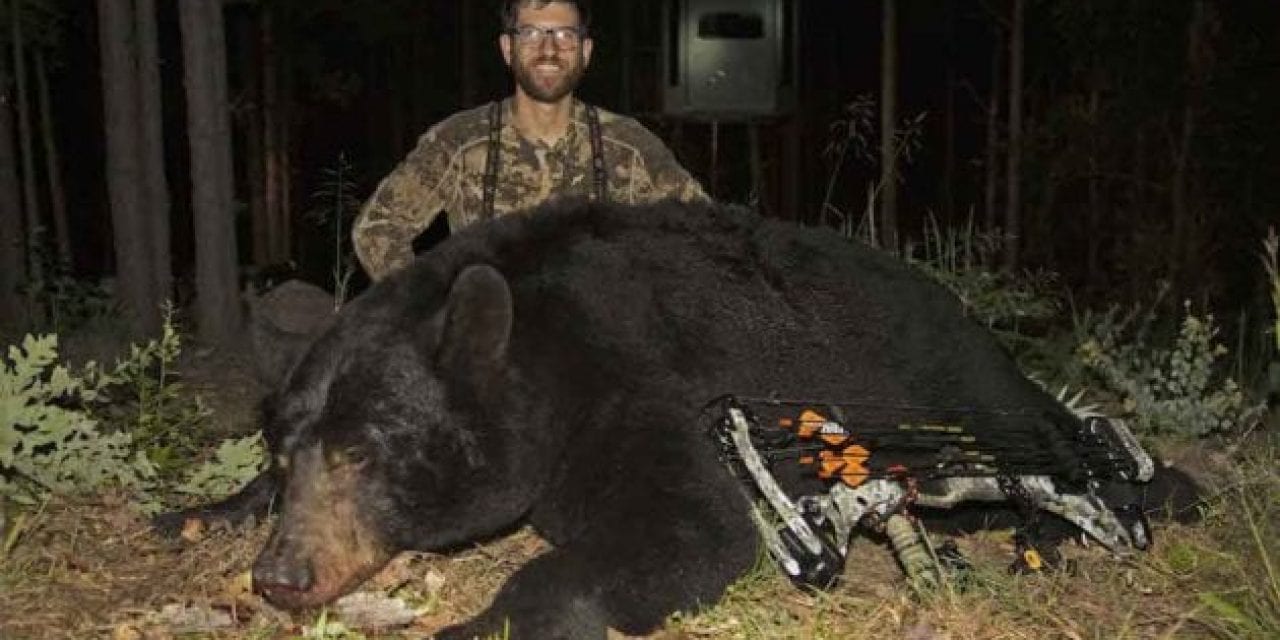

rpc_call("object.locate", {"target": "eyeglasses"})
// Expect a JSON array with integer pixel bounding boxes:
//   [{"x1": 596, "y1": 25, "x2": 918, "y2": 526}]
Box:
[{"x1": 507, "y1": 25, "x2": 584, "y2": 49}]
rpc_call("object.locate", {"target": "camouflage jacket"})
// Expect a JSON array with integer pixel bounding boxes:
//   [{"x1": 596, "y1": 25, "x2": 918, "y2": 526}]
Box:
[{"x1": 353, "y1": 99, "x2": 708, "y2": 280}]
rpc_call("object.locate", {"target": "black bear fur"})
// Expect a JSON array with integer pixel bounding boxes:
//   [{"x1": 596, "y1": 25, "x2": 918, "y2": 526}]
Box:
[{"x1": 161, "y1": 199, "x2": 1195, "y2": 639}]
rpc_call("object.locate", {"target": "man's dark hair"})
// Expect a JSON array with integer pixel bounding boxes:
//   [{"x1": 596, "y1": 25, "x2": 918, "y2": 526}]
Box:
[{"x1": 501, "y1": 0, "x2": 592, "y2": 34}]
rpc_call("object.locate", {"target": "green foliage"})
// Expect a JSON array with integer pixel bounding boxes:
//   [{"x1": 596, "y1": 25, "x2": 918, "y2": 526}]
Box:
[
  {"x1": 306, "y1": 152, "x2": 362, "y2": 308},
  {"x1": 15, "y1": 229, "x2": 117, "y2": 335},
  {"x1": 0, "y1": 334, "x2": 157, "y2": 506},
  {"x1": 1187, "y1": 441, "x2": 1280, "y2": 639},
  {"x1": 95, "y1": 307, "x2": 210, "y2": 480},
  {"x1": 1076, "y1": 301, "x2": 1265, "y2": 437},
  {"x1": 820, "y1": 94, "x2": 927, "y2": 246},
  {"x1": 1, "y1": 314, "x2": 265, "y2": 513},
  {"x1": 172, "y1": 433, "x2": 265, "y2": 499},
  {"x1": 1262, "y1": 228, "x2": 1279, "y2": 352},
  {"x1": 1264, "y1": 228, "x2": 1280, "y2": 399},
  {"x1": 300, "y1": 609, "x2": 366, "y2": 640},
  {"x1": 905, "y1": 214, "x2": 1060, "y2": 351}
]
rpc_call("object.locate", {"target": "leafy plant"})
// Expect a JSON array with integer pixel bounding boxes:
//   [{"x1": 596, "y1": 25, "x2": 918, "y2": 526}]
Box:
[
  {"x1": 95, "y1": 304, "x2": 210, "y2": 480},
  {"x1": 0, "y1": 334, "x2": 158, "y2": 506},
  {"x1": 172, "y1": 433, "x2": 264, "y2": 499},
  {"x1": 1, "y1": 311, "x2": 265, "y2": 514},
  {"x1": 821, "y1": 94, "x2": 927, "y2": 248},
  {"x1": 306, "y1": 152, "x2": 362, "y2": 309},
  {"x1": 1076, "y1": 300, "x2": 1265, "y2": 437},
  {"x1": 15, "y1": 228, "x2": 117, "y2": 334},
  {"x1": 1263, "y1": 227, "x2": 1279, "y2": 402},
  {"x1": 906, "y1": 212, "x2": 1060, "y2": 334}
]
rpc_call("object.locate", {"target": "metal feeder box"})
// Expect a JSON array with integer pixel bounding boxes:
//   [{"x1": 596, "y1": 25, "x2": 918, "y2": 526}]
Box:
[{"x1": 662, "y1": 0, "x2": 799, "y2": 120}]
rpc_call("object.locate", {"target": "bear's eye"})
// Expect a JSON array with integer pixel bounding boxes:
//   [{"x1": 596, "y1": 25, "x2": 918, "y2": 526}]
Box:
[{"x1": 325, "y1": 445, "x2": 369, "y2": 468}]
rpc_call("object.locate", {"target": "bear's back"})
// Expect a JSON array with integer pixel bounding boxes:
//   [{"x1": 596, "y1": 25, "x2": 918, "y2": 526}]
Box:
[{"x1": 386, "y1": 199, "x2": 1054, "y2": 414}]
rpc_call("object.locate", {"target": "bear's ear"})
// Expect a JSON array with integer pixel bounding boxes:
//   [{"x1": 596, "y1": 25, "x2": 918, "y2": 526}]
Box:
[{"x1": 431, "y1": 264, "x2": 513, "y2": 373}]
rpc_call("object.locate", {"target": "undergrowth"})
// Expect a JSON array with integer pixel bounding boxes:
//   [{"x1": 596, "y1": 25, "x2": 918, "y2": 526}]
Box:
[
  {"x1": 0, "y1": 312, "x2": 265, "y2": 516},
  {"x1": 1076, "y1": 300, "x2": 1266, "y2": 438}
]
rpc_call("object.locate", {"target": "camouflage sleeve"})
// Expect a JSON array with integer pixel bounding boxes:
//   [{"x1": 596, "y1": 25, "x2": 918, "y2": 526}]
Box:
[
  {"x1": 620, "y1": 120, "x2": 710, "y2": 204},
  {"x1": 352, "y1": 127, "x2": 461, "y2": 281}
]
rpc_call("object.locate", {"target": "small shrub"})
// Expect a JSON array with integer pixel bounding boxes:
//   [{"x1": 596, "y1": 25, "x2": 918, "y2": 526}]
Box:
[
  {"x1": 905, "y1": 214, "x2": 1061, "y2": 355},
  {"x1": 0, "y1": 334, "x2": 158, "y2": 506},
  {"x1": 1076, "y1": 301, "x2": 1265, "y2": 437},
  {"x1": 2, "y1": 321, "x2": 265, "y2": 514},
  {"x1": 305, "y1": 152, "x2": 362, "y2": 308},
  {"x1": 94, "y1": 305, "x2": 211, "y2": 481},
  {"x1": 172, "y1": 433, "x2": 264, "y2": 500}
]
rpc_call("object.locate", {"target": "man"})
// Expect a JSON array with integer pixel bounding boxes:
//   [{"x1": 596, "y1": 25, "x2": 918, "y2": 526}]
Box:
[{"x1": 353, "y1": 0, "x2": 708, "y2": 281}]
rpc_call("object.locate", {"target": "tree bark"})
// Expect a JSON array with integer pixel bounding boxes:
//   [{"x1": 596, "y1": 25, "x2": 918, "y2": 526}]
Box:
[
  {"x1": 180, "y1": 0, "x2": 243, "y2": 345},
  {"x1": 460, "y1": 0, "x2": 476, "y2": 108},
  {"x1": 34, "y1": 49, "x2": 69, "y2": 268},
  {"x1": 134, "y1": 0, "x2": 172, "y2": 305},
  {"x1": 1086, "y1": 83, "x2": 1102, "y2": 289},
  {"x1": 1171, "y1": 1, "x2": 1213, "y2": 279},
  {"x1": 1003, "y1": 0, "x2": 1025, "y2": 272},
  {"x1": 0, "y1": 57, "x2": 25, "y2": 328},
  {"x1": 984, "y1": 36, "x2": 1002, "y2": 233},
  {"x1": 240, "y1": 7, "x2": 268, "y2": 267},
  {"x1": 261, "y1": 5, "x2": 285, "y2": 263},
  {"x1": 878, "y1": 0, "x2": 899, "y2": 251},
  {"x1": 12, "y1": 0, "x2": 38, "y2": 283},
  {"x1": 97, "y1": 0, "x2": 161, "y2": 335},
  {"x1": 942, "y1": 0, "x2": 956, "y2": 225}
]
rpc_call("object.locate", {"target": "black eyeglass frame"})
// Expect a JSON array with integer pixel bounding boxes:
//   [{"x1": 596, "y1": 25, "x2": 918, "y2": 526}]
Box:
[{"x1": 505, "y1": 25, "x2": 588, "y2": 48}]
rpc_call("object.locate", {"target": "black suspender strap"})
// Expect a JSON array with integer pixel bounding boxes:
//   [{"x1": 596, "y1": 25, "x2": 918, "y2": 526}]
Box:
[
  {"x1": 585, "y1": 104, "x2": 608, "y2": 204},
  {"x1": 482, "y1": 100, "x2": 503, "y2": 219},
  {"x1": 483, "y1": 100, "x2": 608, "y2": 220}
]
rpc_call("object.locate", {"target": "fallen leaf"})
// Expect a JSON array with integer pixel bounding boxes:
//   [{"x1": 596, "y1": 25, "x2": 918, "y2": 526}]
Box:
[
  {"x1": 180, "y1": 518, "x2": 205, "y2": 543},
  {"x1": 110, "y1": 623, "x2": 143, "y2": 640}
]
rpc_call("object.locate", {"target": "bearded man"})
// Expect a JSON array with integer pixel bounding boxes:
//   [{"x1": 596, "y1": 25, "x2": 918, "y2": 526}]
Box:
[{"x1": 353, "y1": 0, "x2": 708, "y2": 281}]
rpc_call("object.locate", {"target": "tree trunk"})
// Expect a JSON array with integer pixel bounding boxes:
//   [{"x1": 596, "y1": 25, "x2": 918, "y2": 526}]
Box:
[
  {"x1": 1171, "y1": 1, "x2": 1213, "y2": 280},
  {"x1": 241, "y1": 7, "x2": 268, "y2": 267},
  {"x1": 1003, "y1": 0, "x2": 1024, "y2": 272},
  {"x1": 984, "y1": 36, "x2": 1002, "y2": 233},
  {"x1": 878, "y1": 0, "x2": 899, "y2": 251},
  {"x1": 180, "y1": 0, "x2": 243, "y2": 345},
  {"x1": 620, "y1": 0, "x2": 634, "y2": 113},
  {"x1": 1086, "y1": 83, "x2": 1102, "y2": 289},
  {"x1": 97, "y1": 0, "x2": 160, "y2": 335},
  {"x1": 34, "y1": 49, "x2": 69, "y2": 268},
  {"x1": 460, "y1": 0, "x2": 476, "y2": 107},
  {"x1": 12, "y1": 0, "x2": 39, "y2": 283},
  {"x1": 279, "y1": 59, "x2": 293, "y2": 261},
  {"x1": 261, "y1": 5, "x2": 286, "y2": 264},
  {"x1": 135, "y1": 0, "x2": 171, "y2": 304},
  {"x1": 0, "y1": 58, "x2": 25, "y2": 328}
]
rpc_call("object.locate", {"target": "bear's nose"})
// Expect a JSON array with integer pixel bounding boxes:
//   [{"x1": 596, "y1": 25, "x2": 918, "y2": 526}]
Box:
[{"x1": 252, "y1": 553, "x2": 315, "y2": 597}]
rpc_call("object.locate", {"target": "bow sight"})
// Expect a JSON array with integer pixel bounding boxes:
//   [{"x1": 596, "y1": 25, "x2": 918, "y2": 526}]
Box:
[{"x1": 707, "y1": 395, "x2": 1157, "y2": 589}]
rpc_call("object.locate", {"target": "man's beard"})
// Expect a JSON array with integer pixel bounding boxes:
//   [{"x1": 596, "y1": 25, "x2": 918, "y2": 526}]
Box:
[{"x1": 512, "y1": 50, "x2": 585, "y2": 103}]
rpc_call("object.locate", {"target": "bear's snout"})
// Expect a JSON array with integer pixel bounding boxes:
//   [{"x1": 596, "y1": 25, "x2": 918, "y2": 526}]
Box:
[{"x1": 252, "y1": 548, "x2": 315, "y2": 602}]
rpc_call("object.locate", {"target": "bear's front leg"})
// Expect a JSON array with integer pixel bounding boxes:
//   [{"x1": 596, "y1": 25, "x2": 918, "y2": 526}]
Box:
[
  {"x1": 152, "y1": 470, "x2": 279, "y2": 538},
  {"x1": 435, "y1": 483, "x2": 758, "y2": 639}
]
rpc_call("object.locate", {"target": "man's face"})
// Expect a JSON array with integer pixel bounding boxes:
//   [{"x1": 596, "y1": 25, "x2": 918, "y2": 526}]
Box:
[{"x1": 500, "y1": 2, "x2": 594, "y2": 103}]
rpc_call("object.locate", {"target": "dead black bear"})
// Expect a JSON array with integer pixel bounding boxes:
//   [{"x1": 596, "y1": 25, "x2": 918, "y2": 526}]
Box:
[{"x1": 161, "y1": 199, "x2": 1193, "y2": 639}]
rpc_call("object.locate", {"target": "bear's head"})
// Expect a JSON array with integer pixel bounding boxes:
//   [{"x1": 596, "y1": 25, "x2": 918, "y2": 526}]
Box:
[{"x1": 250, "y1": 265, "x2": 542, "y2": 609}]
